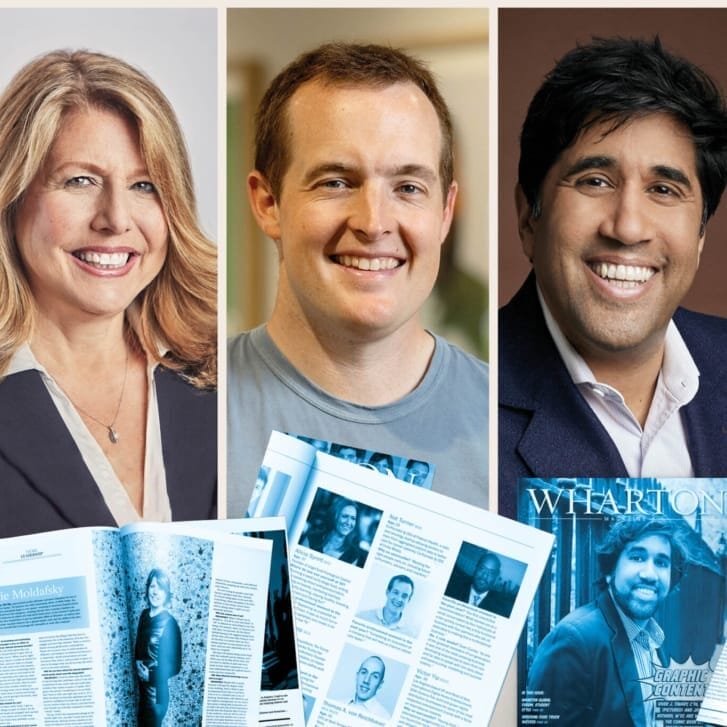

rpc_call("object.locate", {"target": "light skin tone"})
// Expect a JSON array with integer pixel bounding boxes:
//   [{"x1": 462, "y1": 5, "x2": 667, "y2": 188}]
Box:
[
  {"x1": 248, "y1": 80, "x2": 457, "y2": 405},
  {"x1": 147, "y1": 577, "x2": 169, "y2": 616},
  {"x1": 308, "y1": 503, "x2": 357, "y2": 558},
  {"x1": 15, "y1": 107, "x2": 168, "y2": 513},
  {"x1": 382, "y1": 579, "x2": 413, "y2": 623},
  {"x1": 335, "y1": 505, "x2": 357, "y2": 538},
  {"x1": 407, "y1": 461, "x2": 429, "y2": 484},
  {"x1": 355, "y1": 657, "x2": 384, "y2": 703},
  {"x1": 609, "y1": 533, "x2": 671, "y2": 627},
  {"x1": 517, "y1": 114, "x2": 705, "y2": 425},
  {"x1": 337, "y1": 447, "x2": 359, "y2": 463},
  {"x1": 472, "y1": 554, "x2": 500, "y2": 595},
  {"x1": 137, "y1": 576, "x2": 170, "y2": 681},
  {"x1": 369, "y1": 456, "x2": 392, "y2": 475}
]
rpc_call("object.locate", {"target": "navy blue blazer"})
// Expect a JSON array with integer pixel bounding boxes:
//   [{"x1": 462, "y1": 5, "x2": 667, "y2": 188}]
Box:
[
  {"x1": 444, "y1": 568, "x2": 516, "y2": 618},
  {"x1": 526, "y1": 590, "x2": 666, "y2": 727},
  {"x1": 0, "y1": 366, "x2": 217, "y2": 537},
  {"x1": 499, "y1": 274, "x2": 727, "y2": 518}
]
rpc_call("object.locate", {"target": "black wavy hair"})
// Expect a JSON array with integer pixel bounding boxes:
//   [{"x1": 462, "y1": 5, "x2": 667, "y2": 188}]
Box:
[{"x1": 519, "y1": 36, "x2": 727, "y2": 224}]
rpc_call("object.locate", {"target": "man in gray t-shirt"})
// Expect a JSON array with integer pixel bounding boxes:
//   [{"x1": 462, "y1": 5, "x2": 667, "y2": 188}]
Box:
[{"x1": 227, "y1": 42, "x2": 488, "y2": 516}]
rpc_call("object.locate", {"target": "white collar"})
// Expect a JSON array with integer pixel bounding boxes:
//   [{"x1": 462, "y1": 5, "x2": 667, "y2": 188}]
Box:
[{"x1": 537, "y1": 284, "x2": 699, "y2": 404}]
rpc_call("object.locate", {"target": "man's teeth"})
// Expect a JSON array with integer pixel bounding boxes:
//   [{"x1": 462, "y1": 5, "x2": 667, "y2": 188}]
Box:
[
  {"x1": 76, "y1": 251, "x2": 131, "y2": 268},
  {"x1": 590, "y1": 262, "x2": 655, "y2": 287},
  {"x1": 335, "y1": 255, "x2": 400, "y2": 271}
]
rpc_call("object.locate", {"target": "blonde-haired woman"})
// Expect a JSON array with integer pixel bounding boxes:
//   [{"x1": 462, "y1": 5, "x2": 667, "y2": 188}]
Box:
[{"x1": 0, "y1": 50, "x2": 217, "y2": 536}]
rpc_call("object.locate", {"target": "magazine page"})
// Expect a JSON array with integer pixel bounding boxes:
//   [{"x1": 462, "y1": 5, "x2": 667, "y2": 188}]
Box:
[
  {"x1": 517, "y1": 477, "x2": 726, "y2": 727},
  {"x1": 0, "y1": 526, "x2": 133, "y2": 726},
  {"x1": 190, "y1": 516, "x2": 306, "y2": 727},
  {"x1": 119, "y1": 522, "x2": 272, "y2": 727},
  {"x1": 288, "y1": 433, "x2": 436, "y2": 489},
  {"x1": 248, "y1": 432, "x2": 319, "y2": 519},
  {"x1": 261, "y1": 431, "x2": 554, "y2": 726},
  {"x1": 249, "y1": 432, "x2": 437, "y2": 525},
  {"x1": 699, "y1": 643, "x2": 727, "y2": 725}
]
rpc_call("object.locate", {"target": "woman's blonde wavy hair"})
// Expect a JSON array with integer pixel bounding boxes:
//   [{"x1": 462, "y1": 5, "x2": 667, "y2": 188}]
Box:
[{"x1": 0, "y1": 49, "x2": 216, "y2": 388}]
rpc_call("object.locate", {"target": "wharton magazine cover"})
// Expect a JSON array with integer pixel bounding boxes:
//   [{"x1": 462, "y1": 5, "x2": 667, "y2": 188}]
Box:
[{"x1": 517, "y1": 477, "x2": 726, "y2": 727}]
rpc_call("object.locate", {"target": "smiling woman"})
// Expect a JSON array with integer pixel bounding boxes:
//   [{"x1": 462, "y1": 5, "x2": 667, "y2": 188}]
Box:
[
  {"x1": 300, "y1": 496, "x2": 364, "y2": 565},
  {"x1": 0, "y1": 50, "x2": 217, "y2": 536},
  {"x1": 135, "y1": 568, "x2": 182, "y2": 727}
]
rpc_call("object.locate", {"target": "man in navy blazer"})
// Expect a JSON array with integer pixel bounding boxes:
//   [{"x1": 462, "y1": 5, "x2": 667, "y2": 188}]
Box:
[
  {"x1": 499, "y1": 37, "x2": 727, "y2": 519},
  {"x1": 445, "y1": 551, "x2": 516, "y2": 618},
  {"x1": 525, "y1": 515, "x2": 685, "y2": 727}
]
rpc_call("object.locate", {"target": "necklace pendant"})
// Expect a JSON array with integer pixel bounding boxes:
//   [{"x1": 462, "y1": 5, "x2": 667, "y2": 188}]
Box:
[{"x1": 108, "y1": 426, "x2": 119, "y2": 444}]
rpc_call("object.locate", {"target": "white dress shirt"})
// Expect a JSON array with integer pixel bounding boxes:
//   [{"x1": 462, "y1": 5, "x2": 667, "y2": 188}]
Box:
[
  {"x1": 611, "y1": 591, "x2": 665, "y2": 727},
  {"x1": 538, "y1": 287, "x2": 699, "y2": 477}
]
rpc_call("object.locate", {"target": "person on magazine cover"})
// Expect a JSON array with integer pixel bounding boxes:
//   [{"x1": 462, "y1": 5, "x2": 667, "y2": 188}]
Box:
[
  {"x1": 299, "y1": 496, "x2": 364, "y2": 566},
  {"x1": 365, "y1": 451, "x2": 395, "y2": 477},
  {"x1": 135, "y1": 568, "x2": 183, "y2": 727},
  {"x1": 0, "y1": 50, "x2": 217, "y2": 537},
  {"x1": 404, "y1": 458, "x2": 430, "y2": 486},
  {"x1": 227, "y1": 42, "x2": 488, "y2": 516},
  {"x1": 330, "y1": 443, "x2": 365, "y2": 464},
  {"x1": 499, "y1": 37, "x2": 727, "y2": 518},
  {"x1": 358, "y1": 574, "x2": 417, "y2": 636},
  {"x1": 348, "y1": 655, "x2": 390, "y2": 719},
  {"x1": 527, "y1": 515, "x2": 686, "y2": 727},
  {"x1": 445, "y1": 551, "x2": 515, "y2": 618}
]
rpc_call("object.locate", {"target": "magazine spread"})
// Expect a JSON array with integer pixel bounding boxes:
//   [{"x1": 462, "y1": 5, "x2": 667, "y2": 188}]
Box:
[
  {"x1": 0, "y1": 522, "x2": 272, "y2": 727},
  {"x1": 254, "y1": 431, "x2": 554, "y2": 726},
  {"x1": 191, "y1": 517, "x2": 305, "y2": 727},
  {"x1": 517, "y1": 477, "x2": 726, "y2": 727}
]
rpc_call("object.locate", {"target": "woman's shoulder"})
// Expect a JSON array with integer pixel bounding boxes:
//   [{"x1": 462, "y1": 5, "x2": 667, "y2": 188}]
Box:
[{"x1": 340, "y1": 544, "x2": 364, "y2": 565}]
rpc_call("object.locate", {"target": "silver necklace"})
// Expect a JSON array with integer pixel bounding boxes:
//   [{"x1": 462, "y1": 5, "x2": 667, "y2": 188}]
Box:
[{"x1": 66, "y1": 349, "x2": 129, "y2": 444}]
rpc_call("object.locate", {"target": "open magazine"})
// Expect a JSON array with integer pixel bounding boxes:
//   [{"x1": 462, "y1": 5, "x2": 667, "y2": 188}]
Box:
[
  {"x1": 192, "y1": 517, "x2": 306, "y2": 727},
  {"x1": 517, "y1": 477, "x2": 726, "y2": 727},
  {"x1": 251, "y1": 431, "x2": 555, "y2": 726},
  {"x1": 0, "y1": 521, "x2": 272, "y2": 726}
]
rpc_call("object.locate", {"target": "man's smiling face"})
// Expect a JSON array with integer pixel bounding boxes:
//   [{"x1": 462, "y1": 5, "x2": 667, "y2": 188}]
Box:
[
  {"x1": 355, "y1": 657, "x2": 384, "y2": 702},
  {"x1": 610, "y1": 533, "x2": 672, "y2": 625},
  {"x1": 519, "y1": 113, "x2": 704, "y2": 364},
  {"x1": 252, "y1": 79, "x2": 456, "y2": 344}
]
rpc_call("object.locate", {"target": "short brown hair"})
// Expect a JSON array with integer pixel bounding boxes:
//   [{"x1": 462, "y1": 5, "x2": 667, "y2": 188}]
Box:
[{"x1": 254, "y1": 42, "x2": 454, "y2": 200}]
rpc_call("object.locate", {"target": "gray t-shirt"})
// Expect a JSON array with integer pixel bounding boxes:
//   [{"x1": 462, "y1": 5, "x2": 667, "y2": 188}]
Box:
[{"x1": 227, "y1": 326, "x2": 489, "y2": 516}]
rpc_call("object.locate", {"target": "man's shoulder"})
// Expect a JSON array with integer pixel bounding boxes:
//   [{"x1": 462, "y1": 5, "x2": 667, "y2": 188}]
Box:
[
  {"x1": 228, "y1": 326, "x2": 489, "y2": 399},
  {"x1": 228, "y1": 326, "x2": 264, "y2": 367},
  {"x1": 485, "y1": 589, "x2": 516, "y2": 616},
  {"x1": 548, "y1": 596, "x2": 613, "y2": 643},
  {"x1": 357, "y1": 697, "x2": 390, "y2": 719},
  {"x1": 498, "y1": 275, "x2": 561, "y2": 406},
  {"x1": 227, "y1": 326, "x2": 296, "y2": 396},
  {"x1": 431, "y1": 334, "x2": 489, "y2": 385},
  {"x1": 499, "y1": 273, "x2": 540, "y2": 327},
  {"x1": 356, "y1": 608, "x2": 380, "y2": 624},
  {"x1": 675, "y1": 306, "x2": 727, "y2": 348}
]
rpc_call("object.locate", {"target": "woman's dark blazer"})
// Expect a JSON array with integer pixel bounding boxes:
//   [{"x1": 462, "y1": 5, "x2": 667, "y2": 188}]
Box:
[{"x1": 0, "y1": 367, "x2": 217, "y2": 537}]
